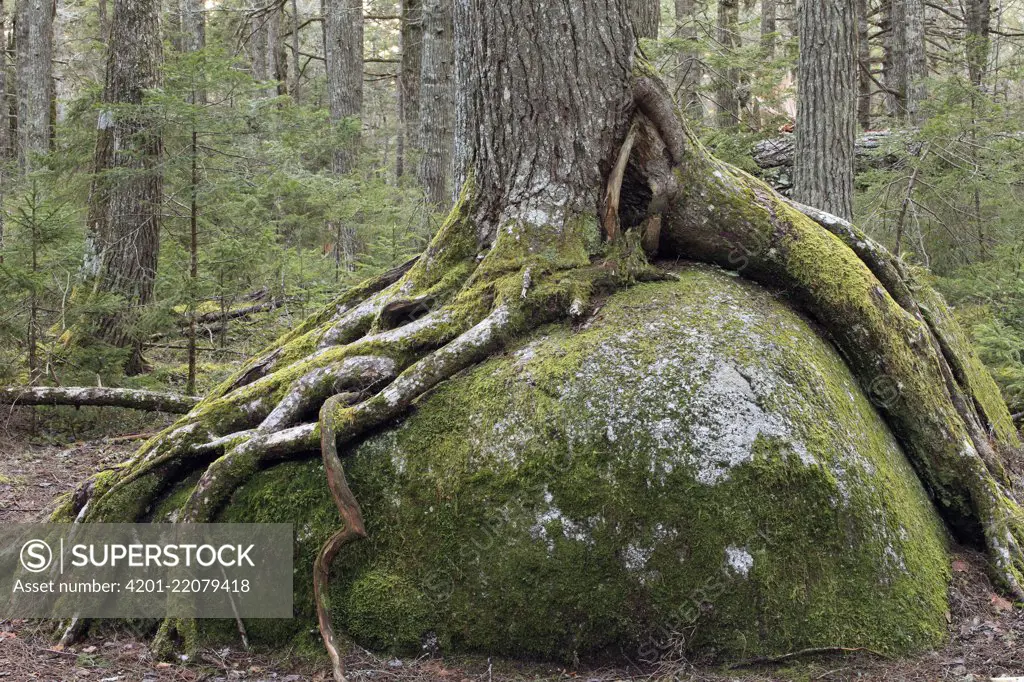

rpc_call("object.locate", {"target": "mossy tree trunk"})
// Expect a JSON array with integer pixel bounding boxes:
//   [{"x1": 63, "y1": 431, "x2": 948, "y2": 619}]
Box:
[{"x1": 55, "y1": 1, "x2": 1024, "y2": 679}]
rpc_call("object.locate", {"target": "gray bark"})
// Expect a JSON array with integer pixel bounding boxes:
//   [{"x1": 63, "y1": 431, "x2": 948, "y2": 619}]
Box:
[
  {"x1": 965, "y1": 0, "x2": 990, "y2": 87},
  {"x1": 794, "y1": 0, "x2": 856, "y2": 220},
  {"x1": 454, "y1": 0, "x2": 636, "y2": 244},
  {"x1": 416, "y1": 0, "x2": 453, "y2": 208},
  {"x1": 755, "y1": 130, "x2": 914, "y2": 170},
  {"x1": 885, "y1": 0, "x2": 927, "y2": 121},
  {"x1": 856, "y1": 0, "x2": 871, "y2": 129},
  {"x1": 85, "y1": 0, "x2": 162, "y2": 374},
  {"x1": 399, "y1": 0, "x2": 422, "y2": 156},
  {"x1": 181, "y1": 0, "x2": 204, "y2": 54},
  {"x1": 630, "y1": 0, "x2": 660, "y2": 38},
  {"x1": 181, "y1": 0, "x2": 205, "y2": 104},
  {"x1": 166, "y1": 0, "x2": 181, "y2": 51},
  {"x1": 98, "y1": 0, "x2": 107, "y2": 38},
  {"x1": 14, "y1": 0, "x2": 53, "y2": 170},
  {"x1": 289, "y1": 0, "x2": 300, "y2": 102},
  {"x1": 675, "y1": 0, "x2": 703, "y2": 121},
  {"x1": 324, "y1": 0, "x2": 363, "y2": 173},
  {"x1": 904, "y1": 0, "x2": 926, "y2": 121},
  {"x1": 884, "y1": 0, "x2": 906, "y2": 118},
  {"x1": 762, "y1": 0, "x2": 776, "y2": 57},
  {"x1": 0, "y1": 386, "x2": 199, "y2": 412},
  {"x1": 714, "y1": 0, "x2": 741, "y2": 128},
  {"x1": 0, "y1": 0, "x2": 10, "y2": 158}
]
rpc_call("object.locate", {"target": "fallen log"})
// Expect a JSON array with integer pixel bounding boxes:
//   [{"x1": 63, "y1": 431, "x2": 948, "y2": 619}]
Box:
[
  {"x1": 0, "y1": 386, "x2": 199, "y2": 413},
  {"x1": 751, "y1": 131, "x2": 918, "y2": 194},
  {"x1": 752, "y1": 131, "x2": 911, "y2": 169},
  {"x1": 180, "y1": 297, "x2": 291, "y2": 327}
]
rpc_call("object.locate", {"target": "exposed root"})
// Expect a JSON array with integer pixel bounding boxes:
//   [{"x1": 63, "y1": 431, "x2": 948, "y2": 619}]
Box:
[
  {"x1": 312, "y1": 300, "x2": 557, "y2": 682},
  {"x1": 314, "y1": 395, "x2": 368, "y2": 682}
]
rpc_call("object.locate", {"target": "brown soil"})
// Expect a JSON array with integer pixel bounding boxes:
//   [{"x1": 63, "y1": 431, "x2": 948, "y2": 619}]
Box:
[{"x1": 1, "y1": 410, "x2": 1021, "y2": 682}]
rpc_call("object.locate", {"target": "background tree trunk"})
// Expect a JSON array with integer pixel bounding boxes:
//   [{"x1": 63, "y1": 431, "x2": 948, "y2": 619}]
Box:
[
  {"x1": 884, "y1": 0, "x2": 926, "y2": 121},
  {"x1": 324, "y1": 0, "x2": 363, "y2": 173},
  {"x1": 288, "y1": 0, "x2": 300, "y2": 102},
  {"x1": 0, "y1": 0, "x2": 10, "y2": 159},
  {"x1": 397, "y1": 0, "x2": 422, "y2": 179},
  {"x1": 856, "y1": 0, "x2": 872, "y2": 129},
  {"x1": 675, "y1": 0, "x2": 704, "y2": 121},
  {"x1": 181, "y1": 0, "x2": 203, "y2": 54},
  {"x1": 794, "y1": 0, "x2": 856, "y2": 220},
  {"x1": 453, "y1": 0, "x2": 635, "y2": 244},
  {"x1": 181, "y1": 0, "x2": 204, "y2": 104},
  {"x1": 714, "y1": 0, "x2": 741, "y2": 128},
  {"x1": 965, "y1": 0, "x2": 990, "y2": 87},
  {"x1": 83, "y1": 0, "x2": 162, "y2": 375},
  {"x1": 249, "y1": 1, "x2": 284, "y2": 96},
  {"x1": 761, "y1": 0, "x2": 776, "y2": 57},
  {"x1": 885, "y1": 0, "x2": 908, "y2": 118},
  {"x1": 14, "y1": 0, "x2": 53, "y2": 170},
  {"x1": 904, "y1": 0, "x2": 926, "y2": 121},
  {"x1": 629, "y1": 0, "x2": 660, "y2": 39},
  {"x1": 416, "y1": 0, "x2": 453, "y2": 208}
]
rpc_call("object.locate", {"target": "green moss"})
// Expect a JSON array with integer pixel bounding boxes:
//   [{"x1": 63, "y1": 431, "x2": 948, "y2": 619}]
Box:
[
  {"x1": 147, "y1": 470, "x2": 204, "y2": 521},
  {"x1": 339, "y1": 570, "x2": 432, "y2": 653},
  {"x1": 204, "y1": 266, "x2": 950, "y2": 663}
]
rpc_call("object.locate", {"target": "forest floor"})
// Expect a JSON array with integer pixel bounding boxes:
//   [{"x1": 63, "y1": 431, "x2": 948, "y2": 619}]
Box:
[{"x1": 1, "y1": 410, "x2": 1023, "y2": 682}]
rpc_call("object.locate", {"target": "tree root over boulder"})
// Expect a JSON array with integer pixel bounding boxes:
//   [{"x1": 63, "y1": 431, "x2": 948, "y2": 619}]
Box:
[{"x1": 50, "y1": 74, "x2": 1024, "y2": 681}]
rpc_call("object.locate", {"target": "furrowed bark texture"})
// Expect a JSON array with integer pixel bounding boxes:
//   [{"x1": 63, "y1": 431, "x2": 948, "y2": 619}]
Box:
[
  {"x1": 397, "y1": 0, "x2": 422, "y2": 178},
  {"x1": 14, "y1": 0, "x2": 53, "y2": 169},
  {"x1": 324, "y1": 0, "x2": 363, "y2": 173},
  {"x1": 885, "y1": 0, "x2": 908, "y2": 118},
  {"x1": 793, "y1": 0, "x2": 856, "y2": 220},
  {"x1": 904, "y1": 0, "x2": 927, "y2": 121},
  {"x1": 0, "y1": 386, "x2": 199, "y2": 412},
  {"x1": 399, "y1": 0, "x2": 422, "y2": 150},
  {"x1": 856, "y1": 0, "x2": 871, "y2": 129},
  {"x1": 0, "y1": 0, "x2": 10, "y2": 159},
  {"x1": 965, "y1": 0, "x2": 990, "y2": 86},
  {"x1": 416, "y1": 0, "x2": 453, "y2": 208},
  {"x1": 675, "y1": 0, "x2": 703, "y2": 120},
  {"x1": 714, "y1": 0, "x2": 741, "y2": 128},
  {"x1": 885, "y1": 0, "x2": 927, "y2": 121},
  {"x1": 629, "y1": 0, "x2": 660, "y2": 39},
  {"x1": 83, "y1": 0, "x2": 162, "y2": 374},
  {"x1": 454, "y1": 0, "x2": 636, "y2": 243}
]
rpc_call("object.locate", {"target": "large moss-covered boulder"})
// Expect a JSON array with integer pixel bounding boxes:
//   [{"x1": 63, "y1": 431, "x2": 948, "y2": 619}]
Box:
[{"x1": 216, "y1": 265, "x2": 951, "y2": 661}]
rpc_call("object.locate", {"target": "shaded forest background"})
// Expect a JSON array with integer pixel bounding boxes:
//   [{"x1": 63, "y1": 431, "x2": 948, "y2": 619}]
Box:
[{"x1": 3, "y1": 0, "x2": 1024, "y2": 434}]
